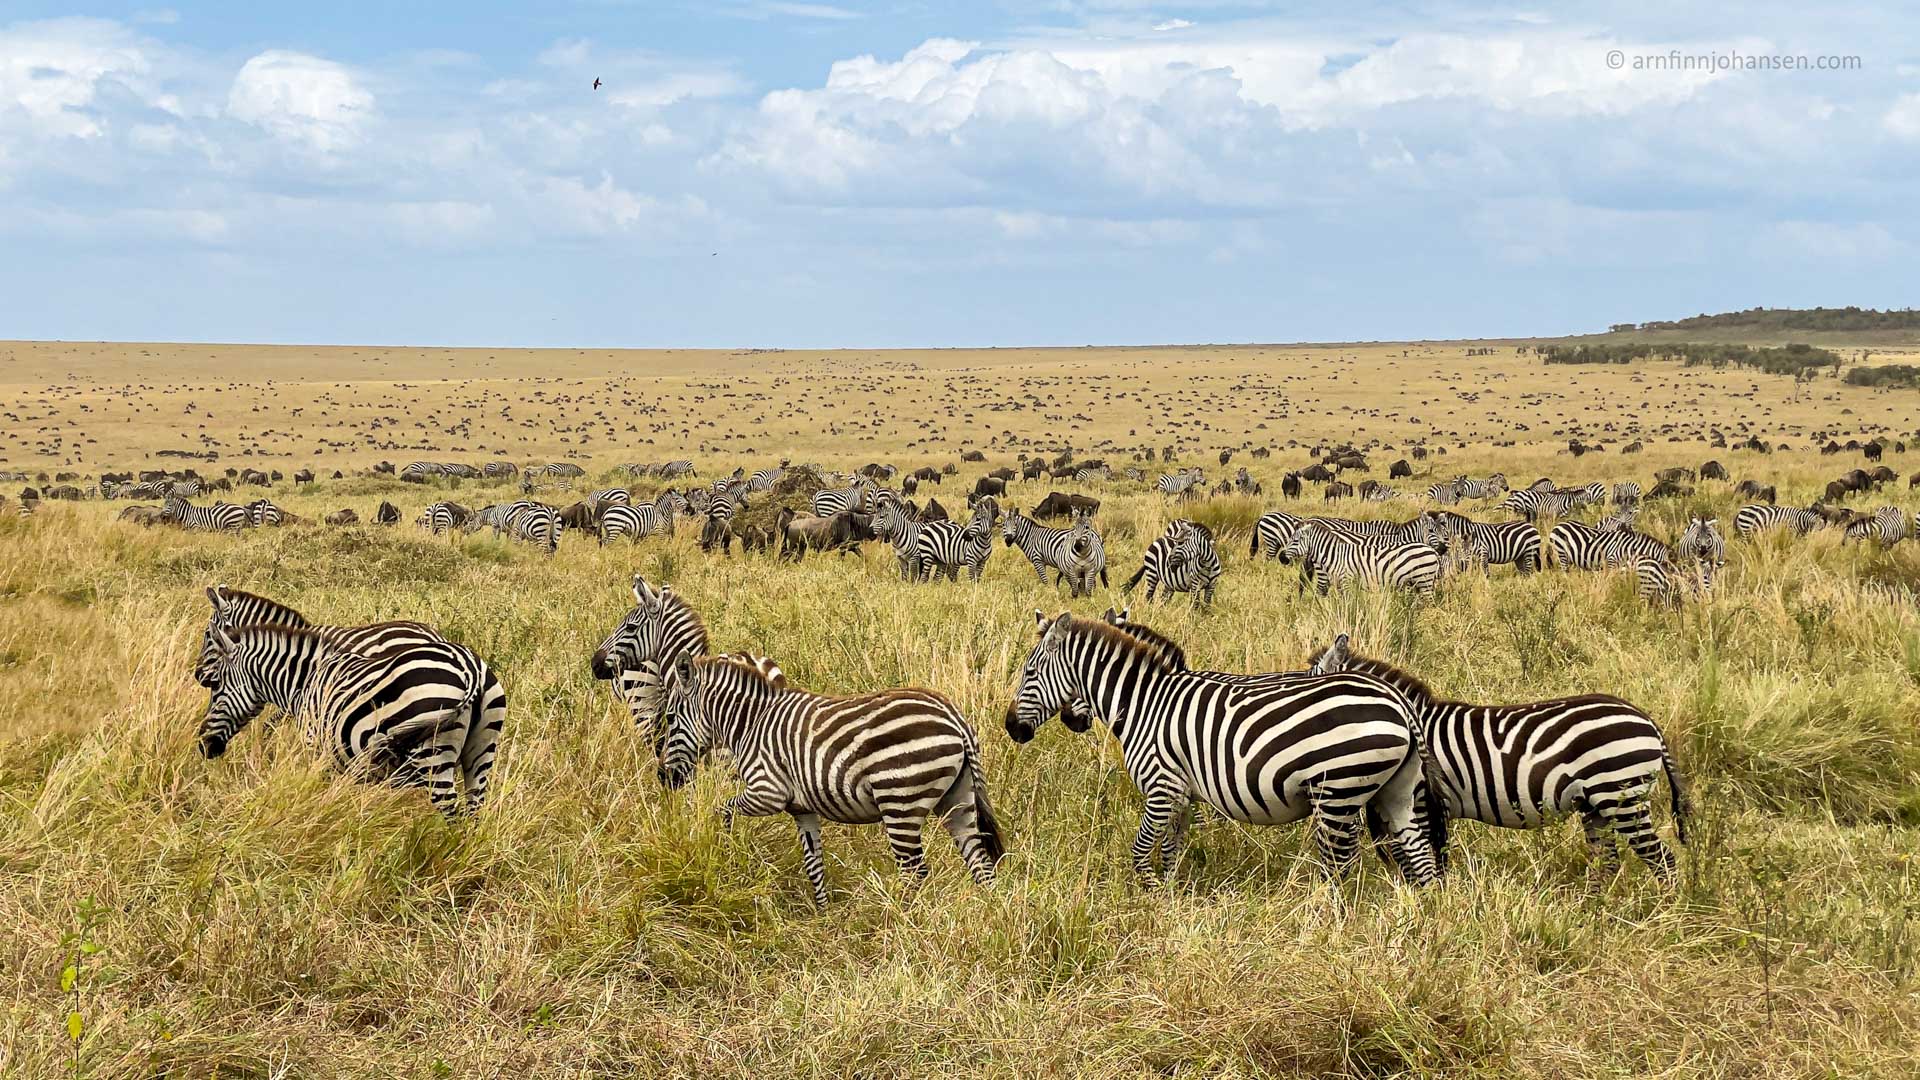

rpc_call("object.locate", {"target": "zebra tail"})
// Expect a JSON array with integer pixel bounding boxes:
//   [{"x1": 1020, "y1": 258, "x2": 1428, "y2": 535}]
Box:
[
  {"x1": 1248, "y1": 530, "x2": 1260, "y2": 557},
  {"x1": 965, "y1": 732, "x2": 1005, "y2": 864},
  {"x1": 1121, "y1": 563, "x2": 1148, "y2": 595},
  {"x1": 1663, "y1": 747, "x2": 1690, "y2": 845}
]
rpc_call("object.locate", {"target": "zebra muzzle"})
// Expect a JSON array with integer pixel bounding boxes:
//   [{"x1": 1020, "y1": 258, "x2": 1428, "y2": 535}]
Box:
[
  {"x1": 199, "y1": 733, "x2": 228, "y2": 759},
  {"x1": 1003, "y1": 708, "x2": 1035, "y2": 744}
]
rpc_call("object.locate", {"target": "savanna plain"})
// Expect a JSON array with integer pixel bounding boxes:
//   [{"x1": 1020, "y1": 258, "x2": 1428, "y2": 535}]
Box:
[{"x1": 2, "y1": 337, "x2": 1919, "y2": 1078}]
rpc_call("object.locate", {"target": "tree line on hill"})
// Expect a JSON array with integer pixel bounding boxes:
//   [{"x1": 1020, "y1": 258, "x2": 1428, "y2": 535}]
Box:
[{"x1": 1607, "y1": 306, "x2": 1920, "y2": 334}]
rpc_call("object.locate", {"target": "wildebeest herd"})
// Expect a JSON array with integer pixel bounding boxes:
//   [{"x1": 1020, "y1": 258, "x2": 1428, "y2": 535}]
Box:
[{"x1": 22, "y1": 435, "x2": 1907, "y2": 911}]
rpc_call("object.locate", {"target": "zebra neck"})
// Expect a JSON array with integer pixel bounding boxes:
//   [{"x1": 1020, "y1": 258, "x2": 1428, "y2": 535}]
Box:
[{"x1": 1074, "y1": 647, "x2": 1168, "y2": 743}]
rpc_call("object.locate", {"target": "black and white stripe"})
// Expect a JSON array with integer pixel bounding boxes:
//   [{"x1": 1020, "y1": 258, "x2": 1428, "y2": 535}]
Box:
[
  {"x1": 912, "y1": 497, "x2": 998, "y2": 582},
  {"x1": 1547, "y1": 519, "x2": 1670, "y2": 570},
  {"x1": 162, "y1": 496, "x2": 249, "y2": 532},
  {"x1": 811, "y1": 478, "x2": 875, "y2": 516},
  {"x1": 1122, "y1": 519, "x2": 1222, "y2": 602},
  {"x1": 501, "y1": 501, "x2": 562, "y2": 555},
  {"x1": 194, "y1": 585, "x2": 446, "y2": 690},
  {"x1": 246, "y1": 498, "x2": 284, "y2": 527},
  {"x1": 1001, "y1": 509, "x2": 1107, "y2": 597},
  {"x1": 873, "y1": 494, "x2": 927, "y2": 580},
  {"x1": 1612, "y1": 482, "x2": 1642, "y2": 507},
  {"x1": 1250, "y1": 510, "x2": 1304, "y2": 559},
  {"x1": 599, "y1": 502, "x2": 675, "y2": 543},
  {"x1": 1307, "y1": 635, "x2": 1687, "y2": 880},
  {"x1": 659, "y1": 653, "x2": 1003, "y2": 908},
  {"x1": 197, "y1": 609, "x2": 505, "y2": 819},
  {"x1": 1428, "y1": 511, "x2": 1542, "y2": 572},
  {"x1": 418, "y1": 501, "x2": 466, "y2": 535},
  {"x1": 1155, "y1": 468, "x2": 1205, "y2": 497},
  {"x1": 1006, "y1": 614, "x2": 1440, "y2": 887},
  {"x1": 1675, "y1": 516, "x2": 1727, "y2": 564},
  {"x1": 1279, "y1": 521, "x2": 1440, "y2": 596},
  {"x1": 591, "y1": 576, "x2": 712, "y2": 755},
  {"x1": 1732, "y1": 504, "x2": 1823, "y2": 539},
  {"x1": 1844, "y1": 506, "x2": 1907, "y2": 548}
]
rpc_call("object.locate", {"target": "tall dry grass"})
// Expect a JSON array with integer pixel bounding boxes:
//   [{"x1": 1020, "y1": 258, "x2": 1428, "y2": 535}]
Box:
[{"x1": 2, "y1": 445, "x2": 1918, "y2": 1077}]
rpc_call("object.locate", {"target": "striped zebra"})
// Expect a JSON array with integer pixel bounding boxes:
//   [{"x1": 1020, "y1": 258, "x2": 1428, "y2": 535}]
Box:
[
  {"x1": 591, "y1": 576, "x2": 712, "y2": 754},
  {"x1": 1250, "y1": 510, "x2": 1304, "y2": 559},
  {"x1": 812, "y1": 478, "x2": 875, "y2": 516},
  {"x1": 1279, "y1": 522, "x2": 1440, "y2": 596},
  {"x1": 1597, "y1": 507, "x2": 1637, "y2": 533},
  {"x1": 1428, "y1": 511, "x2": 1542, "y2": 572},
  {"x1": 1612, "y1": 482, "x2": 1642, "y2": 507},
  {"x1": 873, "y1": 494, "x2": 927, "y2": 580},
  {"x1": 197, "y1": 617, "x2": 505, "y2": 819},
  {"x1": 1844, "y1": 506, "x2": 1907, "y2": 548},
  {"x1": 1675, "y1": 517, "x2": 1727, "y2": 564},
  {"x1": 1732, "y1": 504, "x2": 1823, "y2": 539},
  {"x1": 599, "y1": 503, "x2": 675, "y2": 544},
  {"x1": 654, "y1": 489, "x2": 692, "y2": 517},
  {"x1": 167, "y1": 478, "x2": 203, "y2": 499},
  {"x1": 194, "y1": 585, "x2": 446, "y2": 689},
  {"x1": 1123, "y1": 519, "x2": 1222, "y2": 603},
  {"x1": 418, "y1": 501, "x2": 466, "y2": 535},
  {"x1": 1073, "y1": 465, "x2": 1111, "y2": 483},
  {"x1": 1547, "y1": 519, "x2": 1670, "y2": 570},
  {"x1": 1307, "y1": 634, "x2": 1688, "y2": 880},
  {"x1": 1501, "y1": 485, "x2": 1596, "y2": 522},
  {"x1": 1458, "y1": 473, "x2": 1508, "y2": 500},
  {"x1": 1006, "y1": 613, "x2": 1441, "y2": 887},
  {"x1": 746, "y1": 466, "x2": 785, "y2": 493},
  {"x1": 400, "y1": 461, "x2": 452, "y2": 483},
  {"x1": 587, "y1": 488, "x2": 632, "y2": 512},
  {"x1": 1426, "y1": 478, "x2": 1463, "y2": 505},
  {"x1": 657, "y1": 460, "x2": 696, "y2": 480},
  {"x1": 1001, "y1": 509, "x2": 1107, "y2": 597},
  {"x1": 1303, "y1": 513, "x2": 1446, "y2": 550},
  {"x1": 246, "y1": 499, "x2": 284, "y2": 527},
  {"x1": 162, "y1": 496, "x2": 249, "y2": 532},
  {"x1": 1155, "y1": 468, "x2": 1205, "y2": 498},
  {"x1": 1634, "y1": 556, "x2": 1714, "y2": 606},
  {"x1": 911, "y1": 497, "x2": 998, "y2": 582},
  {"x1": 659, "y1": 653, "x2": 1003, "y2": 909},
  {"x1": 482, "y1": 461, "x2": 519, "y2": 480},
  {"x1": 502, "y1": 501, "x2": 562, "y2": 555}
]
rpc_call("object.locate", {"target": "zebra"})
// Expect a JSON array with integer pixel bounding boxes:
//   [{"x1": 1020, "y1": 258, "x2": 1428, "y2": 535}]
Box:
[
  {"x1": 1547, "y1": 519, "x2": 1670, "y2": 570},
  {"x1": 1123, "y1": 519, "x2": 1222, "y2": 603},
  {"x1": 502, "y1": 501, "x2": 562, "y2": 555},
  {"x1": 1307, "y1": 634, "x2": 1688, "y2": 881},
  {"x1": 587, "y1": 488, "x2": 632, "y2": 512},
  {"x1": 746, "y1": 466, "x2": 785, "y2": 493},
  {"x1": 1597, "y1": 507, "x2": 1638, "y2": 533},
  {"x1": 657, "y1": 459, "x2": 697, "y2": 479},
  {"x1": 418, "y1": 501, "x2": 467, "y2": 535},
  {"x1": 1612, "y1": 481, "x2": 1642, "y2": 507},
  {"x1": 1250, "y1": 510, "x2": 1304, "y2": 559},
  {"x1": 1457, "y1": 473, "x2": 1508, "y2": 500},
  {"x1": 1155, "y1": 468, "x2": 1205, "y2": 498},
  {"x1": 1732, "y1": 504, "x2": 1823, "y2": 539},
  {"x1": 1426, "y1": 478, "x2": 1463, "y2": 505},
  {"x1": 196, "y1": 618, "x2": 505, "y2": 819},
  {"x1": 654, "y1": 489, "x2": 692, "y2": 517},
  {"x1": 1073, "y1": 465, "x2": 1111, "y2": 483},
  {"x1": 482, "y1": 461, "x2": 519, "y2": 481},
  {"x1": 1675, "y1": 517, "x2": 1727, "y2": 564},
  {"x1": 1005, "y1": 613, "x2": 1441, "y2": 887},
  {"x1": 162, "y1": 496, "x2": 249, "y2": 532},
  {"x1": 167, "y1": 478, "x2": 202, "y2": 499},
  {"x1": 873, "y1": 494, "x2": 928, "y2": 580},
  {"x1": 1001, "y1": 509, "x2": 1107, "y2": 597},
  {"x1": 659, "y1": 653, "x2": 1003, "y2": 909},
  {"x1": 912, "y1": 497, "x2": 998, "y2": 582},
  {"x1": 1501, "y1": 488, "x2": 1581, "y2": 522},
  {"x1": 591, "y1": 575, "x2": 713, "y2": 754},
  {"x1": 1428, "y1": 511, "x2": 1542, "y2": 572},
  {"x1": 401, "y1": 461, "x2": 452, "y2": 483},
  {"x1": 599, "y1": 503, "x2": 675, "y2": 544},
  {"x1": 1279, "y1": 522, "x2": 1440, "y2": 597},
  {"x1": 194, "y1": 585, "x2": 446, "y2": 690},
  {"x1": 246, "y1": 498, "x2": 283, "y2": 527},
  {"x1": 1634, "y1": 556, "x2": 1713, "y2": 606},
  {"x1": 812, "y1": 478, "x2": 875, "y2": 517},
  {"x1": 1844, "y1": 506, "x2": 1907, "y2": 548},
  {"x1": 1302, "y1": 513, "x2": 1446, "y2": 550}
]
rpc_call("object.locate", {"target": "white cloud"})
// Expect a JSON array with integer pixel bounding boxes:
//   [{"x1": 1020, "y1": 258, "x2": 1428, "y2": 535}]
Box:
[
  {"x1": 1884, "y1": 93, "x2": 1920, "y2": 140},
  {"x1": 1152, "y1": 19, "x2": 1194, "y2": 32},
  {"x1": 0, "y1": 18, "x2": 168, "y2": 141},
  {"x1": 227, "y1": 49, "x2": 373, "y2": 152}
]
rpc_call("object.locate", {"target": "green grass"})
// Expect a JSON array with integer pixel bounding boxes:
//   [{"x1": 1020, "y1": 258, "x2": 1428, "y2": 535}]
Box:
[{"x1": 2, "y1": 447, "x2": 1919, "y2": 1077}]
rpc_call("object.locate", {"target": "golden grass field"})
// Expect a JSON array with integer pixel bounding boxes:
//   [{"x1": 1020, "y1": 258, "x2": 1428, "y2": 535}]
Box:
[{"x1": 3, "y1": 338, "x2": 1920, "y2": 1077}]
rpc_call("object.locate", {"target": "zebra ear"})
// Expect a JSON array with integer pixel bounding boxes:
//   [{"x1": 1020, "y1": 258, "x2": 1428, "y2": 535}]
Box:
[
  {"x1": 212, "y1": 621, "x2": 238, "y2": 654},
  {"x1": 1033, "y1": 609, "x2": 1047, "y2": 631},
  {"x1": 631, "y1": 574, "x2": 650, "y2": 606}
]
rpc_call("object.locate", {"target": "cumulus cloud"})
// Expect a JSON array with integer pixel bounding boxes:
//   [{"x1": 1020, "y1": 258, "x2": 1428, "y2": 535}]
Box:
[
  {"x1": 227, "y1": 50, "x2": 373, "y2": 152},
  {"x1": 0, "y1": 18, "x2": 171, "y2": 141},
  {"x1": 1884, "y1": 92, "x2": 1920, "y2": 140}
]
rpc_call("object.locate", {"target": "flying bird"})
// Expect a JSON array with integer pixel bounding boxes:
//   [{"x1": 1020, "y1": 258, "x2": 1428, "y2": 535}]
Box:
[{"x1": 593, "y1": 78, "x2": 602, "y2": 90}]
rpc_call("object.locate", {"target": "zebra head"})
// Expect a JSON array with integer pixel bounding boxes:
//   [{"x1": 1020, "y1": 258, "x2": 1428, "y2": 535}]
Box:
[
  {"x1": 1005, "y1": 611, "x2": 1082, "y2": 743},
  {"x1": 658, "y1": 654, "x2": 709, "y2": 789},
  {"x1": 1305, "y1": 633, "x2": 1354, "y2": 676},
  {"x1": 590, "y1": 575, "x2": 671, "y2": 682},
  {"x1": 1277, "y1": 522, "x2": 1320, "y2": 565},
  {"x1": 196, "y1": 621, "x2": 271, "y2": 759}
]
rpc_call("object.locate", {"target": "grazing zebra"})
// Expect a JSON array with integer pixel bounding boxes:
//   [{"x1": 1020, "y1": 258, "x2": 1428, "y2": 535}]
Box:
[
  {"x1": 812, "y1": 478, "x2": 875, "y2": 517},
  {"x1": 654, "y1": 489, "x2": 692, "y2": 517},
  {"x1": 1301, "y1": 513, "x2": 1446, "y2": 550},
  {"x1": 1250, "y1": 510, "x2": 1304, "y2": 559},
  {"x1": 1457, "y1": 473, "x2": 1508, "y2": 500},
  {"x1": 1547, "y1": 519, "x2": 1669, "y2": 570},
  {"x1": 1279, "y1": 522, "x2": 1440, "y2": 597},
  {"x1": 1597, "y1": 507, "x2": 1638, "y2": 533},
  {"x1": 1634, "y1": 556, "x2": 1713, "y2": 606},
  {"x1": 657, "y1": 460, "x2": 697, "y2": 480},
  {"x1": 1155, "y1": 468, "x2": 1205, "y2": 498},
  {"x1": 874, "y1": 494, "x2": 927, "y2": 580},
  {"x1": 1844, "y1": 506, "x2": 1907, "y2": 548},
  {"x1": 482, "y1": 461, "x2": 519, "y2": 480},
  {"x1": 1006, "y1": 613, "x2": 1441, "y2": 887},
  {"x1": 401, "y1": 461, "x2": 452, "y2": 483},
  {"x1": 502, "y1": 501, "x2": 562, "y2": 555},
  {"x1": 659, "y1": 653, "x2": 1003, "y2": 909},
  {"x1": 1073, "y1": 465, "x2": 1111, "y2": 483},
  {"x1": 746, "y1": 466, "x2": 785, "y2": 493},
  {"x1": 1732, "y1": 504, "x2": 1823, "y2": 539},
  {"x1": 599, "y1": 502, "x2": 675, "y2": 544},
  {"x1": 197, "y1": 618, "x2": 505, "y2": 819},
  {"x1": 912, "y1": 497, "x2": 998, "y2": 582},
  {"x1": 246, "y1": 498, "x2": 283, "y2": 527},
  {"x1": 1001, "y1": 509, "x2": 1107, "y2": 597},
  {"x1": 418, "y1": 501, "x2": 470, "y2": 535},
  {"x1": 194, "y1": 585, "x2": 446, "y2": 689},
  {"x1": 162, "y1": 496, "x2": 249, "y2": 532},
  {"x1": 1429, "y1": 511, "x2": 1542, "y2": 572},
  {"x1": 1123, "y1": 520, "x2": 1222, "y2": 603},
  {"x1": 1307, "y1": 634, "x2": 1687, "y2": 880},
  {"x1": 1426, "y1": 479, "x2": 1463, "y2": 505},
  {"x1": 591, "y1": 576, "x2": 713, "y2": 753},
  {"x1": 1501, "y1": 487, "x2": 1583, "y2": 522},
  {"x1": 587, "y1": 488, "x2": 631, "y2": 512},
  {"x1": 1612, "y1": 481, "x2": 1642, "y2": 507},
  {"x1": 1675, "y1": 517, "x2": 1727, "y2": 565}
]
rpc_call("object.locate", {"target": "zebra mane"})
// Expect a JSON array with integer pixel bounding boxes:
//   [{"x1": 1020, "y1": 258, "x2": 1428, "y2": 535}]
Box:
[
  {"x1": 212, "y1": 586, "x2": 310, "y2": 627},
  {"x1": 1321, "y1": 649, "x2": 1439, "y2": 706},
  {"x1": 1068, "y1": 616, "x2": 1186, "y2": 674}
]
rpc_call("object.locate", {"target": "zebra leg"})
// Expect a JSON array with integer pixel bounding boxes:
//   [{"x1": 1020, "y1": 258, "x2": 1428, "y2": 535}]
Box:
[
  {"x1": 936, "y1": 772, "x2": 999, "y2": 887},
  {"x1": 1309, "y1": 792, "x2": 1366, "y2": 880},
  {"x1": 1579, "y1": 805, "x2": 1621, "y2": 880},
  {"x1": 879, "y1": 803, "x2": 931, "y2": 883},
  {"x1": 793, "y1": 812, "x2": 829, "y2": 909},
  {"x1": 1370, "y1": 757, "x2": 1442, "y2": 886},
  {"x1": 1599, "y1": 794, "x2": 1676, "y2": 882},
  {"x1": 458, "y1": 680, "x2": 507, "y2": 813},
  {"x1": 1130, "y1": 785, "x2": 1181, "y2": 886},
  {"x1": 409, "y1": 737, "x2": 466, "y2": 819},
  {"x1": 1158, "y1": 796, "x2": 1198, "y2": 873}
]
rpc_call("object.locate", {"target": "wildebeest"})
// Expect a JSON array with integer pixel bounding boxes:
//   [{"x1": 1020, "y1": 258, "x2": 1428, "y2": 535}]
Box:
[
  {"x1": 1219, "y1": 450, "x2": 1233, "y2": 466},
  {"x1": 1030, "y1": 492, "x2": 1099, "y2": 519},
  {"x1": 1331, "y1": 454, "x2": 1369, "y2": 472},
  {"x1": 1736, "y1": 480, "x2": 1777, "y2": 504},
  {"x1": 117, "y1": 505, "x2": 166, "y2": 526},
  {"x1": 1020, "y1": 459, "x2": 1044, "y2": 480},
  {"x1": 1281, "y1": 472, "x2": 1303, "y2": 499},
  {"x1": 919, "y1": 498, "x2": 951, "y2": 522},
  {"x1": 902, "y1": 475, "x2": 918, "y2": 496},
  {"x1": 1389, "y1": 459, "x2": 1412, "y2": 479},
  {"x1": 973, "y1": 476, "x2": 1008, "y2": 500},
  {"x1": 1870, "y1": 465, "x2": 1897, "y2": 486},
  {"x1": 375, "y1": 501, "x2": 401, "y2": 526},
  {"x1": 1864, "y1": 441, "x2": 1884, "y2": 461},
  {"x1": 1700, "y1": 460, "x2": 1728, "y2": 482},
  {"x1": 1645, "y1": 480, "x2": 1694, "y2": 501},
  {"x1": 294, "y1": 469, "x2": 315, "y2": 485},
  {"x1": 1324, "y1": 481, "x2": 1353, "y2": 500},
  {"x1": 326, "y1": 509, "x2": 359, "y2": 525},
  {"x1": 961, "y1": 450, "x2": 987, "y2": 463},
  {"x1": 913, "y1": 466, "x2": 942, "y2": 485},
  {"x1": 989, "y1": 466, "x2": 1016, "y2": 483},
  {"x1": 558, "y1": 501, "x2": 598, "y2": 532},
  {"x1": 1300, "y1": 464, "x2": 1335, "y2": 484},
  {"x1": 775, "y1": 508, "x2": 875, "y2": 560}
]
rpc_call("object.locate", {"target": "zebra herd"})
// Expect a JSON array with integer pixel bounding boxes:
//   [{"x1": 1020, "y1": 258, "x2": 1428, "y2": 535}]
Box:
[{"x1": 184, "y1": 574, "x2": 1689, "y2": 909}]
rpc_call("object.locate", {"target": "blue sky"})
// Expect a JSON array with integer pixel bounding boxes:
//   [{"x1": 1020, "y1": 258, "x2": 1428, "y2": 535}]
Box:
[{"x1": 1, "y1": 2, "x2": 1915, "y2": 347}]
